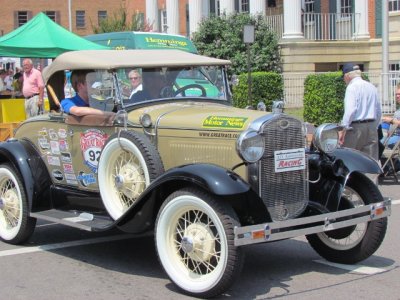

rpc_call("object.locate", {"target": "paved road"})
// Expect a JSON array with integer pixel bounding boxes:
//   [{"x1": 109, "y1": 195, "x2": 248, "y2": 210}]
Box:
[{"x1": 0, "y1": 181, "x2": 398, "y2": 300}]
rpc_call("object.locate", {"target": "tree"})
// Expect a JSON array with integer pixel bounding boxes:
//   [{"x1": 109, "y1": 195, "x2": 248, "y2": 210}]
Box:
[
  {"x1": 192, "y1": 13, "x2": 281, "y2": 76},
  {"x1": 91, "y1": 7, "x2": 153, "y2": 33}
]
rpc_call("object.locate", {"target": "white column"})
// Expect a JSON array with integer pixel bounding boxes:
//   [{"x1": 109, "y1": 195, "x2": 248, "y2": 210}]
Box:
[
  {"x1": 282, "y1": 0, "x2": 304, "y2": 39},
  {"x1": 219, "y1": 0, "x2": 235, "y2": 15},
  {"x1": 189, "y1": 0, "x2": 203, "y2": 36},
  {"x1": 250, "y1": 0, "x2": 266, "y2": 16},
  {"x1": 166, "y1": 0, "x2": 179, "y2": 35},
  {"x1": 354, "y1": 0, "x2": 370, "y2": 39},
  {"x1": 146, "y1": 0, "x2": 159, "y2": 32}
]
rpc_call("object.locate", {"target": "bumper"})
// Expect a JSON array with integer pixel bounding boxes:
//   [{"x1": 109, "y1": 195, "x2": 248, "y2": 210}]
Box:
[{"x1": 234, "y1": 199, "x2": 391, "y2": 247}]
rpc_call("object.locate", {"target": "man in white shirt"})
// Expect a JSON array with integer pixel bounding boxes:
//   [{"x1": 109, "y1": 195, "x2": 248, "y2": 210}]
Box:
[{"x1": 339, "y1": 63, "x2": 382, "y2": 160}]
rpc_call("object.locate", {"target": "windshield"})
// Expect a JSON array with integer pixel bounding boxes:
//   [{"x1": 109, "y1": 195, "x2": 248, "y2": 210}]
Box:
[{"x1": 80, "y1": 66, "x2": 230, "y2": 112}]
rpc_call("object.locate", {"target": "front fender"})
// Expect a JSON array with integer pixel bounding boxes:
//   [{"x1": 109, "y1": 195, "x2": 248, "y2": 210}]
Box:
[
  {"x1": 332, "y1": 147, "x2": 381, "y2": 174},
  {"x1": 116, "y1": 164, "x2": 270, "y2": 232}
]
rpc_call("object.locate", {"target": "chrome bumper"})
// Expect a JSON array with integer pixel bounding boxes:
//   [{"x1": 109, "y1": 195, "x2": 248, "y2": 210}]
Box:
[{"x1": 234, "y1": 199, "x2": 391, "y2": 247}]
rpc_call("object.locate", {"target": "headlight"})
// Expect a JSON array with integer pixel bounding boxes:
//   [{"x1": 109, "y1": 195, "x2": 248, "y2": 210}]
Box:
[
  {"x1": 236, "y1": 130, "x2": 265, "y2": 163},
  {"x1": 313, "y1": 123, "x2": 340, "y2": 153},
  {"x1": 140, "y1": 113, "x2": 152, "y2": 127}
]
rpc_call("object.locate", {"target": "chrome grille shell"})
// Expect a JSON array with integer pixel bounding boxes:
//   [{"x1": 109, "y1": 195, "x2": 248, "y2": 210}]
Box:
[{"x1": 258, "y1": 115, "x2": 308, "y2": 221}]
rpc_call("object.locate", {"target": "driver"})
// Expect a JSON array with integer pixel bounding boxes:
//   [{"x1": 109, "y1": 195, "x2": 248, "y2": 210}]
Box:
[{"x1": 61, "y1": 70, "x2": 114, "y2": 117}]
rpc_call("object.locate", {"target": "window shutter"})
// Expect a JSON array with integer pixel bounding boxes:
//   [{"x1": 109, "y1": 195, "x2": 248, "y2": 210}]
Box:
[{"x1": 375, "y1": 0, "x2": 382, "y2": 38}]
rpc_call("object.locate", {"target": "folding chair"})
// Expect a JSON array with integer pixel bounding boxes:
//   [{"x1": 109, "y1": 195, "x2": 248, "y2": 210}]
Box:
[{"x1": 381, "y1": 123, "x2": 400, "y2": 182}]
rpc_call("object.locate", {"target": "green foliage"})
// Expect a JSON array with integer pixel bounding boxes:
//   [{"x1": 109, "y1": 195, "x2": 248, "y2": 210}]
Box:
[
  {"x1": 232, "y1": 72, "x2": 283, "y2": 109},
  {"x1": 192, "y1": 13, "x2": 281, "y2": 76},
  {"x1": 92, "y1": 7, "x2": 153, "y2": 33},
  {"x1": 303, "y1": 72, "x2": 346, "y2": 126}
]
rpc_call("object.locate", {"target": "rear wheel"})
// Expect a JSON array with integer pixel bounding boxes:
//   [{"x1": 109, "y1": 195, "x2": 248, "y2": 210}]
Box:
[
  {"x1": 155, "y1": 188, "x2": 243, "y2": 298},
  {"x1": 306, "y1": 175, "x2": 387, "y2": 264},
  {"x1": 0, "y1": 164, "x2": 36, "y2": 244}
]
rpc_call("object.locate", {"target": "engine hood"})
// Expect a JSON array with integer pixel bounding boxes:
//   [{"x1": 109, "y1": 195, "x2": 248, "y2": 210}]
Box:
[{"x1": 127, "y1": 101, "x2": 272, "y2": 132}]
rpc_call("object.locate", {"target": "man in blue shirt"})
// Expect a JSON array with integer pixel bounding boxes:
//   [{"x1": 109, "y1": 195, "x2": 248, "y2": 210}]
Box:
[{"x1": 61, "y1": 70, "x2": 111, "y2": 116}]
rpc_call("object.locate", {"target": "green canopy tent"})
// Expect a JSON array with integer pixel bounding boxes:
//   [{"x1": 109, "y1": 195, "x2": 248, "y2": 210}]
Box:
[{"x1": 0, "y1": 12, "x2": 108, "y2": 58}]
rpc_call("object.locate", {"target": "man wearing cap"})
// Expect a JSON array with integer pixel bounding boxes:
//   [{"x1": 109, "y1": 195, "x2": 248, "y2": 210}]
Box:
[
  {"x1": 61, "y1": 70, "x2": 112, "y2": 117},
  {"x1": 339, "y1": 63, "x2": 382, "y2": 161}
]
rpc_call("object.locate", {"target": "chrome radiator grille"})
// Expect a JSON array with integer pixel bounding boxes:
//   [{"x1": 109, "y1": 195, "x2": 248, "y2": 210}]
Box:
[{"x1": 260, "y1": 115, "x2": 308, "y2": 221}]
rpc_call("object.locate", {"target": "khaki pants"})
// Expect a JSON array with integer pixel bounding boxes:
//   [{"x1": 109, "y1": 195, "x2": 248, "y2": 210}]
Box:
[
  {"x1": 25, "y1": 95, "x2": 43, "y2": 118},
  {"x1": 343, "y1": 121, "x2": 379, "y2": 161}
]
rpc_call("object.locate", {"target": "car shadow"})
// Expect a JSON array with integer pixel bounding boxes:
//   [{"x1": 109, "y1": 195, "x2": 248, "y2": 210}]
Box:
[{"x1": 23, "y1": 226, "x2": 396, "y2": 299}]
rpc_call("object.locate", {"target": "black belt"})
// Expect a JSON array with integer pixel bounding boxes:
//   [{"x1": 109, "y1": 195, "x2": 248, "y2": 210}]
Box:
[
  {"x1": 351, "y1": 119, "x2": 375, "y2": 124},
  {"x1": 25, "y1": 93, "x2": 39, "y2": 100}
]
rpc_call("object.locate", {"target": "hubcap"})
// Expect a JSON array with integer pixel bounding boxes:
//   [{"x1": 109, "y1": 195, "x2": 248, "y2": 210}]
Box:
[
  {"x1": 183, "y1": 223, "x2": 215, "y2": 262},
  {"x1": 0, "y1": 198, "x2": 4, "y2": 210},
  {"x1": 114, "y1": 175, "x2": 124, "y2": 189}
]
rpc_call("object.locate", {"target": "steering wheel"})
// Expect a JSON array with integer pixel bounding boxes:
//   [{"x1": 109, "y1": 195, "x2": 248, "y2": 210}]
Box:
[{"x1": 174, "y1": 84, "x2": 207, "y2": 97}]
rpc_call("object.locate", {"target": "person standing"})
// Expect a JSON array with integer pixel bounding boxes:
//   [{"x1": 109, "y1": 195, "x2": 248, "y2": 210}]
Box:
[
  {"x1": 339, "y1": 63, "x2": 382, "y2": 161},
  {"x1": 22, "y1": 58, "x2": 45, "y2": 118}
]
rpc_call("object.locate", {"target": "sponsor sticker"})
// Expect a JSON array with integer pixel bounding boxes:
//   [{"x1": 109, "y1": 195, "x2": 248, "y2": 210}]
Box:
[
  {"x1": 274, "y1": 148, "x2": 306, "y2": 173},
  {"x1": 48, "y1": 129, "x2": 59, "y2": 140},
  {"x1": 61, "y1": 152, "x2": 72, "y2": 163},
  {"x1": 80, "y1": 129, "x2": 108, "y2": 173},
  {"x1": 58, "y1": 128, "x2": 67, "y2": 139},
  {"x1": 50, "y1": 140, "x2": 60, "y2": 155},
  {"x1": 38, "y1": 137, "x2": 50, "y2": 150},
  {"x1": 77, "y1": 172, "x2": 97, "y2": 187},
  {"x1": 63, "y1": 163, "x2": 74, "y2": 174},
  {"x1": 52, "y1": 169, "x2": 64, "y2": 181},
  {"x1": 59, "y1": 140, "x2": 69, "y2": 152},
  {"x1": 203, "y1": 116, "x2": 248, "y2": 129},
  {"x1": 47, "y1": 155, "x2": 61, "y2": 166}
]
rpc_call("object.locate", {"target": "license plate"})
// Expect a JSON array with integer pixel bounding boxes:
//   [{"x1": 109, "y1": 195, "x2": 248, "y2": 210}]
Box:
[{"x1": 274, "y1": 148, "x2": 306, "y2": 173}]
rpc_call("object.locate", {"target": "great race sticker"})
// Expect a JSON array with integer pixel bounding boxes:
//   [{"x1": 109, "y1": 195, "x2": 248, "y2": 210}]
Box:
[
  {"x1": 274, "y1": 148, "x2": 306, "y2": 173},
  {"x1": 80, "y1": 129, "x2": 108, "y2": 173}
]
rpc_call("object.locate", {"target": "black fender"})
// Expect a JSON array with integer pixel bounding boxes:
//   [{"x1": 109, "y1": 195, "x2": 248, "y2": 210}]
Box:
[
  {"x1": 308, "y1": 147, "x2": 381, "y2": 213},
  {"x1": 332, "y1": 147, "x2": 381, "y2": 174},
  {"x1": 0, "y1": 139, "x2": 52, "y2": 210},
  {"x1": 116, "y1": 163, "x2": 271, "y2": 232}
]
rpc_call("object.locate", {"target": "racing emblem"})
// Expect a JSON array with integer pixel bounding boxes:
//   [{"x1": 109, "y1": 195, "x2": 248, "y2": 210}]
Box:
[
  {"x1": 77, "y1": 172, "x2": 97, "y2": 187},
  {"x1": 80, "y1": 129, "x2": 108, "y2": 173}
]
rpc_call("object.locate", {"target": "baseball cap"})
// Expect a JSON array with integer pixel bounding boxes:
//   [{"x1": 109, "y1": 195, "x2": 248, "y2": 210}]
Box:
[{"x1": 342, "y1": 63, "x2": 360, "y2": 77}]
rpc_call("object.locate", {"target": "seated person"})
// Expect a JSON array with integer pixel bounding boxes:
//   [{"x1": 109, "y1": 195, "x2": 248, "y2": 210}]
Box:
[
  {"x1": 129, "y1": 68, "x2": 175, "y2": 103},
  {"x1": 381, "y1": 85, "x2": 400, "y2": 149},
  {"x1": 61, "y1": 70, "x2": 114, "y2": 117},
  {"x1": 128, "y1": 69, "x2": 143, "y2": 100}
]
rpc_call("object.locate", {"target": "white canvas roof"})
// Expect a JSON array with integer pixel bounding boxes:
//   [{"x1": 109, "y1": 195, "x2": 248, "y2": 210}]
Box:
[{"x1": 43, "y1": 49, "x2": 231, "y2": 83}]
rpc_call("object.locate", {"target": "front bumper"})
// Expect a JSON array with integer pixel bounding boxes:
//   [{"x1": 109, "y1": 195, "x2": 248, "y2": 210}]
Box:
[{"x1": 234, "y1": 199, "x2": 391, "y2": 247}]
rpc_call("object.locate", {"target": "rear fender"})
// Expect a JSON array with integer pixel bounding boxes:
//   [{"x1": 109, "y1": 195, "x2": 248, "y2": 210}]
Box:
[{"x1": 0, "y1": 139, "x2": 52, "y2": 209}]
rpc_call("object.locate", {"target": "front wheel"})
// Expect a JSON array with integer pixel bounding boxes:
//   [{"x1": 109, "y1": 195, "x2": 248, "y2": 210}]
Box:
[
  {"x1": 0, "y1": 164, "x2": 36, "y2": 244},
  {"x1": 155, "y1": 188, "x2": 243, "y2": 298},
  {"x1": 306, "y1": 175, "x2": 387, "y2": 264}
]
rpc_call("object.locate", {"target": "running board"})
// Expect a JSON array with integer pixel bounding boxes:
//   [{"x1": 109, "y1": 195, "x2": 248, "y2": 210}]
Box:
[{"x1": 30, "y1": 209, "x2": 114, "y2": 231}]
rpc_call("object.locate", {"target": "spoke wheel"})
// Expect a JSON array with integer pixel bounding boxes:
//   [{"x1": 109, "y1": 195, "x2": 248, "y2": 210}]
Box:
[
  {"x1": 155, "y1": 188, "x2": 243, "y2": 298},
  {"x1": 307, "y1": 175, "x2": 388, "y2": 264},
  {"x1": 0, "y1": 164, "x2": 36, "y2": 244},
  {"x1": 98, "y1": 131, "x2": 164, "y2": 220}
]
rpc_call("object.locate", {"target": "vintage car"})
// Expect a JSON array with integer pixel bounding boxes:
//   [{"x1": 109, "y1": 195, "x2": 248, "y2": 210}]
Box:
[{"x1": 0, "y1": 50, "x2": 391, "y2": 298}]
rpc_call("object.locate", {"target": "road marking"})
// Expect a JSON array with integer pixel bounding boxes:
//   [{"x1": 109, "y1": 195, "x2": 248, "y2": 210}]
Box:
[
  {"x1": 314, "y1": 259, "x2": 386, "y2": 275},
  {"x1": 391, "y1": 199, "x2": 400, "y2": 205},
  {"x1": 0, "y1": 234, "x2": 135, "y2": 258}
]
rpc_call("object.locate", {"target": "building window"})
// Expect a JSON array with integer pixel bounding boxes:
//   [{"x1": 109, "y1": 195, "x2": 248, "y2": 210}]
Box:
[
  {"x1": 267, "y1": 0, "x2": 276, "y2": 8},
  {"x1": 241, "y1": 0, "x2": 249, "y2": 13},
  {"x1": 389, "y1": 0, "x2": 400, "y2": 12},
  {"x1": 161, "y1": 10, "x2": 167, "y2": 32},
  {"x1": 389, "y1": 63, "x2": 400, "y2": 71},
  {"x1": 17, "y1": 11, "x2": 29, "y2": 27},
  {"x1": 45, "y1": 11, "x2": 56, "y2": 22},
  {"x1": 98, "y1": 11, "x2": 107, "y2": 25},
  {"x1": 76, "y1": 10, "x2": 85, "y2": 28},
  {"x1": 337, "y1": 0, "x2": 352, "y2": 17},
  {"x1": 304, "y1": 0, "x2": 315, "y2": 13}
]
